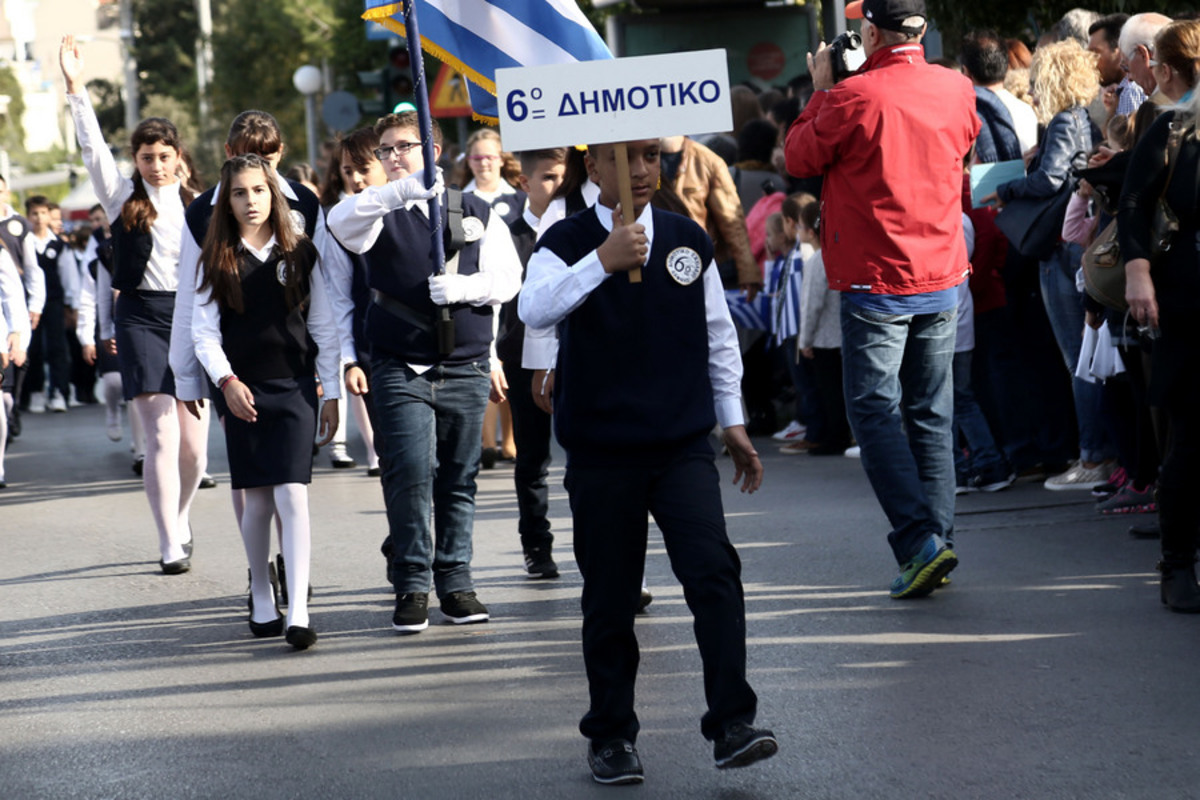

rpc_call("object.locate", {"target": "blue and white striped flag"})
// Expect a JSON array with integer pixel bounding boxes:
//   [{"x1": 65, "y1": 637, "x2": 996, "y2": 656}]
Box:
[{"x1": 363, "y1": 0, "x2": 613, "y2": 124}]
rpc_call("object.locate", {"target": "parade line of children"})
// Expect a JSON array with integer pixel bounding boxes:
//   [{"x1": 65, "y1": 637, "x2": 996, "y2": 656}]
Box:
[{"x1": 0, "y1": 35, "x2": 786, "y2": 784}]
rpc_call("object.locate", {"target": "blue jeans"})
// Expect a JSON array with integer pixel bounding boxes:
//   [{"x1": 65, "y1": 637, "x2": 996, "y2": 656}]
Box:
[
  {"x1": 370, "y1": 354, "x2": 491, "y2": 597},
  {"x1": 953, "y1": 349, "x2": 1006, "y2": 477},
  {"x1": 840, "y1": 298, "x2": 957, "y2": 563},
  {"x1": 1039, "y1": 243, "x2": 1116, "y2": 464}
]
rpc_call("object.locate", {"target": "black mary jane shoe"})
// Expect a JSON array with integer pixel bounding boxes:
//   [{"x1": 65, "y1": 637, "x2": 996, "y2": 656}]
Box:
[
  {"x1": 285, "y1": 626, "x2": 318, "y2": 650},
  {"x1": 249, "y1": 614, "x2": 284, "y2": 638},
  {"x1": 160, "y1": 556, "x2": 191, "y2": 575}
]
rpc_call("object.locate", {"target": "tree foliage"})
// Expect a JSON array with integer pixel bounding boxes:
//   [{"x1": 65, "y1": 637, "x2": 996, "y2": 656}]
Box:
[
  {"x1": 0, "y1": 64, "x2": 27, "y2": 159},
  {"x1": 925, "y1": 0, "x2": 1200, "y2": 48}
]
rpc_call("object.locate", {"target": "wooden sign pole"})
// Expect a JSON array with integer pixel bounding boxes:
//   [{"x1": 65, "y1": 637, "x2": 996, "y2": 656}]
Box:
[{"x1": 614, "y1": 142, "x2": 642, "y2": 284}]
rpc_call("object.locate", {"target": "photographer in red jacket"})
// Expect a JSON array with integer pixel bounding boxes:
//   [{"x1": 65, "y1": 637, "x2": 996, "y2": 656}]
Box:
[{"x1": 785, "y1": 0, "x2": 978, "y2": 599}]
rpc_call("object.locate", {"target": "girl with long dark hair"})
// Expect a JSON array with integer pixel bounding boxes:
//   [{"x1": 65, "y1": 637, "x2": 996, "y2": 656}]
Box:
[
  {"x1": 61, "y1": 35, "x2": 208, "y2": 574},
  {"x1": 193, "y1": 155, "x2": 339, "y2": 649}
]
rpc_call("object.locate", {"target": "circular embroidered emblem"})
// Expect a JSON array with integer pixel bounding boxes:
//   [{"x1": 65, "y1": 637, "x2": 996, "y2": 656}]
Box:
[
  {"x1": 666, "y1": 247, "x2": 703, "y2": 286},
  {"x1": 46, "y1": 242, "x2": 61, "y2": 259},
  {"x1": 276, "y1": 261, "x2": 290, "y2": 287},
  {"x1": 493, "y1": 201, "x2": 511, "y2": 220},
  {"x1": 462, "y1": 216, "x2": 485, "y2": 242},
  {"x1": 7, "y1": 219, "x2": 23, "y2": 237},
  {"x1": 288, "y1": 209, "x2": 306, "y2": 236}
]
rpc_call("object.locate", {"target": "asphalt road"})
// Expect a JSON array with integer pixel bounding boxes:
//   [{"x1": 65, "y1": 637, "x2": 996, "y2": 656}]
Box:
[{"x1": 3, "y1": 403, "x2": 1198, "y2": 799}]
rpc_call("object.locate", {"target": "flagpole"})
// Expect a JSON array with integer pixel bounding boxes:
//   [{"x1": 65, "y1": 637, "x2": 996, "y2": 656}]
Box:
[{"x1": 402, "y1": 0, "x2": 455, "y2": 354}]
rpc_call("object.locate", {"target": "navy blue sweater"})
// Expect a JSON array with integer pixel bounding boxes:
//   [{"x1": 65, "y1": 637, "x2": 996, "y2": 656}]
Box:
[{"x1": 538, "y1": 206, "x2": 716, "y2": 462}]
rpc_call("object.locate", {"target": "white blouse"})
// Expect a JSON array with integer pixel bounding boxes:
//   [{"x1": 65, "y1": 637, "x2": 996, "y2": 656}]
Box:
[{"x1": 67, "y1": 92, "x2": 185, "y2": 292}]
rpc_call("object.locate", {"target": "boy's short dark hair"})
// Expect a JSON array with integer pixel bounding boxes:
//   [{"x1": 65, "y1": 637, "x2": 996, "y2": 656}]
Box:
[
  {"x1": 517, "y1": 147, "x2": 567, "y2": 175},
  {"x1": 375, "y1": 111, "x2": 443, "y2": 149},
  {"x1": 25, "y1": 194, "x2": 50, "y2": 214},
  {"x1": 961, "y1": 30, "x2": 1009, "y2": 85}
]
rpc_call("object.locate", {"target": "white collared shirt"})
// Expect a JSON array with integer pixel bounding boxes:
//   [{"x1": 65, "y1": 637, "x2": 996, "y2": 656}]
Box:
[{"x1": 67, "y1": 92, "x2": 184, "y2": 293}]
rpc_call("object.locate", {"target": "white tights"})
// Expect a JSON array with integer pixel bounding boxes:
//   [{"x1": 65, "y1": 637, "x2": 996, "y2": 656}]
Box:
[
  {"x1": 0, "y1": 391, "x2": 11, "y2": 482},
  {"x1": 242, "y1": 483, "x2": 311, "y2": 629},
  {"x1": 132, "y1": 393, "x2": 208, "y2": 562},
  {"x1": 103, "y1": 373, "x2": 145, "y2": 456}
]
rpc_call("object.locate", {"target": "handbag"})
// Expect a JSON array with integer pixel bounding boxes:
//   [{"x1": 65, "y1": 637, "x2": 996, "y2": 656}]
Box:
[
  {"x1": 1081, "y1": 117, "x2": 1189, "y2": 311},
  {"x1": 994, "y1": 181, "x2": 1075, "y2": 261}
]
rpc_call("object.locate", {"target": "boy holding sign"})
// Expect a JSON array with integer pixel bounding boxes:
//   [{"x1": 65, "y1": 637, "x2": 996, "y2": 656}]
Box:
[{"x1": 519, "y1": 139, "x2": 776, "y2": 784}]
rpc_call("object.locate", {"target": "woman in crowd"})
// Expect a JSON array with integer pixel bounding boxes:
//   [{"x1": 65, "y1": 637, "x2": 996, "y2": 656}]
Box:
[
  {"x1": 1119, "y1": 19, "x2": 1200, "y2": 611},
  {"x1": 986, "y1": 39, "x2": 1115, "y2": 491}
]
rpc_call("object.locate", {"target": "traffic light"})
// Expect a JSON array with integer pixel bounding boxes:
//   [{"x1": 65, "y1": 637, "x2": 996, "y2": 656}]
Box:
[{"x1": 358, "y1": 45, "x2": 416, "y2": 118}]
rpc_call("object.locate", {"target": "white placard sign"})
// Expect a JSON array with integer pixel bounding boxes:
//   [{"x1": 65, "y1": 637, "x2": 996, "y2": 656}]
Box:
[{"x1": 496, "y1": 49, "x2": 732, "y2": 152}]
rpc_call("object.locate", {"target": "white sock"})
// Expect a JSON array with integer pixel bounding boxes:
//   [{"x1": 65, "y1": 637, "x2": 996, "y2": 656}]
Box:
[
  {"x1": 103, "y1": 372, "x2": 122, "y2": 435},
  {"x1": 134, "y1": 394, "x2": 186, "y2": 561},
  {"x1": 0, "y1": 391, "x2": 11, "y2": 482},
  {"x1": 241, "y1": 487, "x2": 279, "y2": 624},
  {"x1": 275, "y1": 483, "x2": 312, "y2": 630}
]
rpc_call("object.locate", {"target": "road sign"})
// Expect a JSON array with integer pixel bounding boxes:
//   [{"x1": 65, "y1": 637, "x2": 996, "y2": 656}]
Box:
[
  {"x1": 322, "y1": 90, "x2": 362, "y2": 131},
  {"x1": 429, "y1": 64, "x2": 472, "y2": 118},
  {"x1": 495, "y1": 49, "x2": 731, "y2": 152}
]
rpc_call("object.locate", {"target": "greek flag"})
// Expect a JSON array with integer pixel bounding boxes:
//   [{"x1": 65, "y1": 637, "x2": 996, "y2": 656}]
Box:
[{"x1": 363, "y1": 0, "x2": 613, "y2": 124}]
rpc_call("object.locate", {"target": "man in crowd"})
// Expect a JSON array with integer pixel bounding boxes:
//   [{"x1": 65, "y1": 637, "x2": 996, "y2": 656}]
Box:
[
  {"x1": 785, "y1": 0, "x2": 979, "y2": 599},
  {"x1": 1117, "y1": 12, "x2": 1173, "y2": 114}
]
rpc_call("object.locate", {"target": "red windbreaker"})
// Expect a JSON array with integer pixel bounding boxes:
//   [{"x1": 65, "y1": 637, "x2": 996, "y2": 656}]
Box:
[{"x1": 785, "y1": 44, "x2": 979, "y2": 296}]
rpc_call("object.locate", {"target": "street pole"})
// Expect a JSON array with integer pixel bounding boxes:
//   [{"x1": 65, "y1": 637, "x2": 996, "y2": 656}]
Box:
[
  {"x1": 119, "y1": 0, "x2": 138, "y2": 130},
  {"x1": 292, "y1": 66, "x2": 323, "y2": 168}
]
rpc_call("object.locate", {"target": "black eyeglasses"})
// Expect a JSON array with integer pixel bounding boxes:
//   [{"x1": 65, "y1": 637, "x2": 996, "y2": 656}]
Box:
[{"x1": 374, "y1": 141, "x2": 421, "y2": 160}]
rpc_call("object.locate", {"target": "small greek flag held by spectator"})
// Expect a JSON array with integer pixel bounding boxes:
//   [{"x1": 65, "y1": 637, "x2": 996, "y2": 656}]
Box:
[
  {"x1": 363, "y1": 0, "x2": 613, "y2": 124},
  {"x1": 769, "y1": 246, "x2": 803, "y2": 345},
  {"x1": 725, "y1": 289, "x2": 770, "y2": 331}
]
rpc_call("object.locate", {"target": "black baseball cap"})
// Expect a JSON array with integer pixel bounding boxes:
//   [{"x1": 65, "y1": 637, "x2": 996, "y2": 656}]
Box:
[{"x1": 845, "y1": 0, "x2": 927, "y2": 33}]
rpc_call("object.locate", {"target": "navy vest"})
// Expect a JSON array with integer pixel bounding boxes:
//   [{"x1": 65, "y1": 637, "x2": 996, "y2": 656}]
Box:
[
  {"x1": 362, "y1": 194, "x2": 494, "y2": 365},
  {"x1": 218, "y1": 241, "x2": 317, "y2": 383},
  {"x1": 0, "y1": 213, "x2": 32, "y2": 276},
  {"x1": 38, "y1": 237, "x2": 66, "y2": 302},
  {"x1": 109, "y1": 216, "x2": 155, "y2": 291},
  {"x1": 539, "y1": 206, "x2": 716, "y2": 458},
  {"x1": 494, "y1": 215, "x2": 536, "y2": 365}
]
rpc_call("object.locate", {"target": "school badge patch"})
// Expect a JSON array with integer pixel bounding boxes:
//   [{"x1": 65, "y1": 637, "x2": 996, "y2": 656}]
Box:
[
  {"x1": 288, "y1": 209, "x2": 306, "y2": 236},
  {"x1": 276, "y1": 261, "x2": 290, "y2": 286},
  {"x1": 7, "y1": 219, "x2": 23, "y2": 237},
  {"x1": 462, "y1": 216, "x2": 485, "y2": 242},
  {"x1": 666, "y1": 247, "x2": 702, "y2": 286},
  {"x1": 493, "y1": 201, "x2": 511, "y2": 220}
]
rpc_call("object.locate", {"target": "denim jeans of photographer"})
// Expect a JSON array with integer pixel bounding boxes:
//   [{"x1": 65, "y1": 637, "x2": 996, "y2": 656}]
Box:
[{"x1": 840, "y1": 298, "x2": 957, "y2": 564}]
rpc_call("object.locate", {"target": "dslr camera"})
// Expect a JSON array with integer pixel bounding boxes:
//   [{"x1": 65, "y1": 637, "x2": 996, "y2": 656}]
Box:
[{"x1": 828, "y1": 31, "x2": 866, "y2": 83}]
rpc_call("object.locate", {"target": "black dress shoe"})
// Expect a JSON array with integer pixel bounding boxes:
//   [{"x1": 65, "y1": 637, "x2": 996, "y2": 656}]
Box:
[
  {"x1": 588, "y1": 739, "x2": 644, "y2": 785},
  {"x1": 132, "y1": 456, "x2": 144, "y2": 476},
  {"x1": 183, "y1": 539, "x2": 194, "y2": 558},
  {"x1": 159, "y1": 556, "x2": 191, "y2": 575},
  {"x1": 481, "y1": 447, "x2": 498, "y2": 469},
  {"x1": 285, "y1": 625, "x2": 318, "y2": 650},
  {"x1": 249, "y1": 614, "x2": 284, "y2": 637}
]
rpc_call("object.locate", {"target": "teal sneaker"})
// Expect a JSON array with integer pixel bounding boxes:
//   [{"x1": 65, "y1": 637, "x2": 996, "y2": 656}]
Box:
[{"x1": 890, "y1": 535, "x2": 958, "y2": 599}]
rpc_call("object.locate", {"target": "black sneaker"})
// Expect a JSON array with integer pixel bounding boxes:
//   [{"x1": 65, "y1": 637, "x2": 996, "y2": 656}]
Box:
[
  {"x1": 523, "y1": 547, "x2": 559, "y2": 579},
  {"x1": 440, "y1": 591, "x2": 489, "y2": 624},
  {"x1": 713, "y1": 723, "x2": 778, "y2": 769},
  {"x1": 393, "y1": 592, "x2": 429, "y2": 633},
  {"x1": 587, "y1": 739, "x2": 644, "y2": 785}
]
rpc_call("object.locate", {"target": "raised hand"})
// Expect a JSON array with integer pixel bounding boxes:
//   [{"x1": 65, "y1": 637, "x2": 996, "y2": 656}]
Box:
[{"x1": 59, "y1": 35, "x2": 85, "y2": 95}]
